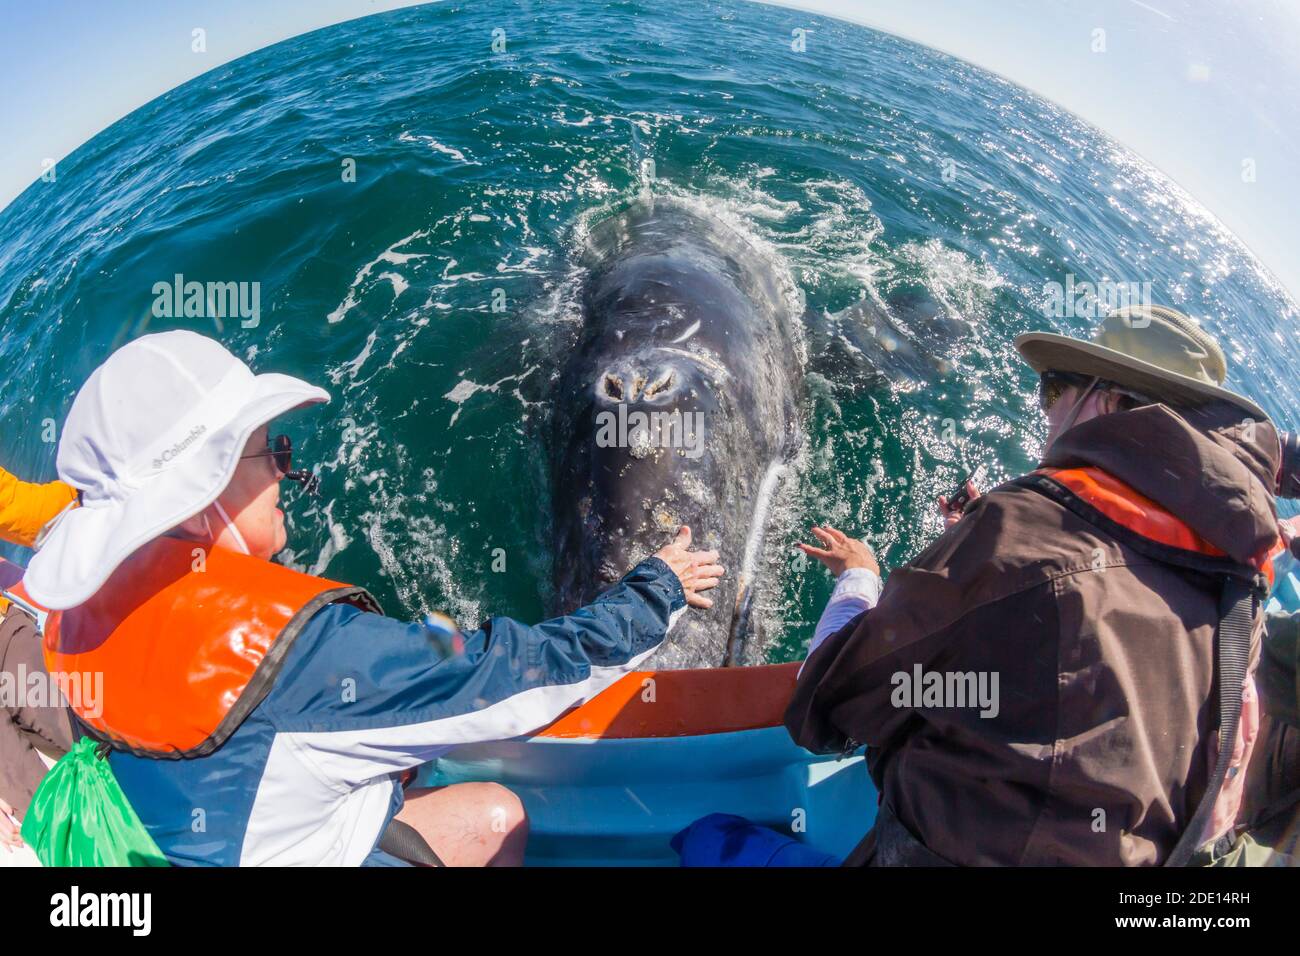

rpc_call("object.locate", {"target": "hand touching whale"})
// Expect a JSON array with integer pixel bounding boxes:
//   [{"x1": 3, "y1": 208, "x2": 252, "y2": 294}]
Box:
[{"x1": 653, "y1": 526, "x2": 725, "y2": 609}]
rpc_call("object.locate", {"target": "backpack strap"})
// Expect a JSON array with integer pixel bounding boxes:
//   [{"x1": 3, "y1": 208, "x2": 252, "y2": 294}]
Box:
[{"x1": 1163, "y1": 577, "x2": 1257, "y2": 866}]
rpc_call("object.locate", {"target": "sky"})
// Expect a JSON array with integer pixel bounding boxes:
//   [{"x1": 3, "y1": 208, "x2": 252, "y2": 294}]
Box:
[{"x1": 1, "y1": 0, "x2": 1298, "y2": 300}]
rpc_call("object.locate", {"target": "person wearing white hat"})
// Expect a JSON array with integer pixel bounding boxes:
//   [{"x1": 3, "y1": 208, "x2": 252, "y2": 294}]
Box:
[{"x1": 18, "y1": 330, "x2": 723, "y2": 866}]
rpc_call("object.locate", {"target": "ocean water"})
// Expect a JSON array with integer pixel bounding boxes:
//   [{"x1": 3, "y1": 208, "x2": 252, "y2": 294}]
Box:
[{"x1": 1, "y1": 0, "x2": 1297, "y2": 664}]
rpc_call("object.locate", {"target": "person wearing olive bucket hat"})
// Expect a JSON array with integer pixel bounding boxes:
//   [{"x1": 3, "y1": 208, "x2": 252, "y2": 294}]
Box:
[
  {"x1": 1016, "y1": 303, "x2": 1270, "y2": 432},
  {"x1": 15, "y1": 330, "x2": 724, "y2": 867},
  {"x1": 786, "y1": 304, "x2": 1283, "y2": 866}
]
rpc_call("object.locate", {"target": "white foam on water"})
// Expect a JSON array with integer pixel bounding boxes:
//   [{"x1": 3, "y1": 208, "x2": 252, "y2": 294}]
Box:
[
  {"x1": 309, "y1": 499, "x2": 353, "y2": 576},
  {"x1": 444, "y1": 378, "x2": 484, "y2": 405},
  {"x1": 329, "y1": 329, "x2": 379, "y2": 384},
  {"x1": 518, "y1": 254, "x2": 589, "y2": 333},
  {"x1": 397, "y1": 131, "x2": 477, "y2": 164},
  {"x1": 279, "y1": 498, "x2": 352, "y2": 578},
  {"x1": 327, "y1": 229, "x2": 430, "y2": 323},
  {"x1": 896, "y1": 238, "x2": 1005, "y2": 323},
  {"x1": 499, "y1": 246, "x2": 550, "y2": 275},
  {"x1": 552, "y1": 108, "x2": 595, "y2": 127},
  {"x1": 602, "y1": 114, "x2": 653, "y2": 135},
  {"x1": 377, "y1": 271, "x2": 409, "y2": 296},
  {"x1": 443, "y1": 365, "x2": 541, "y2": 426},
  {"x1": 790, "y1": 177, "x2": 888, "y2": 301},
  {"x1": 303, "y1": 418, "x2": 382, "y2": 503},
  {"x1": 362, "y1": 490, "x2": 483, "y2": 626},
  {"x1": 438, "y1": 259, "x2": 493, "y2": 283},
  {"x1": 380, "y1": 334, "x2": 414, "y2": 371}
]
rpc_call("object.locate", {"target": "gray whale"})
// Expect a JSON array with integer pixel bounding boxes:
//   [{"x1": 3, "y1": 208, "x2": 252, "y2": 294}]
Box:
[{"x1": 550, "y1": 198, "x2": 802, "y2": 668}]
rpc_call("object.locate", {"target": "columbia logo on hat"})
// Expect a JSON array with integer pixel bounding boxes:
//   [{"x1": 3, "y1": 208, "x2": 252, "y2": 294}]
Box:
[{"x1": 152, "y1": 424, "x2": 208, "y2": 471}]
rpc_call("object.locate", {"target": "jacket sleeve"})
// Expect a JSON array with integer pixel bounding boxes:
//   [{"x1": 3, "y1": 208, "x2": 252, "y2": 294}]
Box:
[
  {"x1": 802, "y1": 567, "x2": 882, "y2": 669},
  {"x1": 0, "y1": 608, "x2": 74, "y2": 814},
  {"x1": 0, "y1": 468, "x2": 76, "y2": 549},
  {"x1": 261, "y1": 556, "x2": 685, "y2": 784},
  {"x1": 784, "y1": 495, "x2": 1014, "y2": 756}
]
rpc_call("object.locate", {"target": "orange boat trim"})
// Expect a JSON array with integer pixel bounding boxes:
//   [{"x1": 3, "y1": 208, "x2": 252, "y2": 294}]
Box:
[{"x1": 536, "y1": 661, "x2": 799, "y2": 739}]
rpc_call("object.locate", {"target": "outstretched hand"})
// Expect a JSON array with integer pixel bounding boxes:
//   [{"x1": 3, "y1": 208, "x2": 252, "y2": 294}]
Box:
[
  {"x1": 797, "y1": 525, "x2": 879, "y2": 577},
  {"x1": 654, "y1": 526, "x2": 725, "y2": 609}
]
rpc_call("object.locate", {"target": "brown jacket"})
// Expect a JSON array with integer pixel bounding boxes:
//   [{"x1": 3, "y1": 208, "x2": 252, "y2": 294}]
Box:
[
  {"x1": 785, "y1": 403, "x2": 1280, "y2": 866},
  {"x1": 0, "y1": 605, "x2": 73, "y2": 814}
]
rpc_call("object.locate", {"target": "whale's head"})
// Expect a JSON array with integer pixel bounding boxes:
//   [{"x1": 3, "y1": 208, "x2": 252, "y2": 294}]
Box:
[
  {"x1": 553, "y1": 325, "x2": 731, "y2": 606},
  {"x1": 551, "y1": 220, "x2": 756, "y2": 609},
  {"x1": 550, "y1": 200, "x2": 799, "y2": 663}
]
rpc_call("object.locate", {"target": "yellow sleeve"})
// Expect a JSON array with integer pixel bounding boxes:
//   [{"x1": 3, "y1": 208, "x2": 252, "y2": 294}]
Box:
[{"x1": 0, "y1": 466, "x2": 78, "y2": 549}]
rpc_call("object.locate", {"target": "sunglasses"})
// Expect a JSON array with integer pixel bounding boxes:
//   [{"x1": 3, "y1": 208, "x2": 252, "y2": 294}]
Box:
[
  {"x1": 1037, "y1": 371, "x2": 1091, "y2": 412},
  {"x1": 240, "y1": 434, "x2": 319, "y2": 494},
  {"x1": 1038, "y1": 370, "x2": 1154, "y2": 413}
]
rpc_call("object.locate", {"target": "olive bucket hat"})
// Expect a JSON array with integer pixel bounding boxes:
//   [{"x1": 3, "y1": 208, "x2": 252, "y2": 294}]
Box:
[{"x1": 1014, "y1": 304, "x2": 1269, "y2": 422}]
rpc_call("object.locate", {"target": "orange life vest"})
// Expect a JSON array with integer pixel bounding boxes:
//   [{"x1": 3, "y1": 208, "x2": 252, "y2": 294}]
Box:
[
  {"x1": 1037, "y1": 466, "x2": 1278, "y2": 584},
  {"x1": 42, "y1": 536, "x2": 380, "y2": 757}
]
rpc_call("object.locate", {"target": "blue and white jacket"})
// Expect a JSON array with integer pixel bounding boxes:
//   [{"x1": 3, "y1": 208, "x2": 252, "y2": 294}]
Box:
[{"x1": 108, "y1": 557, "x2": 685, "y2": 865}]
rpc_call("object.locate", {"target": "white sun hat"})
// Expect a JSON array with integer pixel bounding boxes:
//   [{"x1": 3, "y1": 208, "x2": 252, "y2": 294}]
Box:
[{"x1": 23, "y1": 330, "x2": 329, "y2": 610}]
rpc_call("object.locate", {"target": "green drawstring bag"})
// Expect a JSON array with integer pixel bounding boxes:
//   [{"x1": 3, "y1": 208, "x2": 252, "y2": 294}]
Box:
[{"x1": 21, "y1": 737, "x2": 169, "y2": 867}]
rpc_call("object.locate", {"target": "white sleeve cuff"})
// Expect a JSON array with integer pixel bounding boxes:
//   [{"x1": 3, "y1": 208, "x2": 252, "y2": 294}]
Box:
[
  {"x1": 829, "y1": 567, "x2": 882, "y2": 606},
  {"x1": 803, "y1": 567, "x2": 882, "y2": 666}
]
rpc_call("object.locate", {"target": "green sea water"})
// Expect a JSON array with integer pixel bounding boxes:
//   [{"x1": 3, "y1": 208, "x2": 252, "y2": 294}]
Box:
[{"x1": 1, "y1": 0, "x2": 1297, "y2": 663}]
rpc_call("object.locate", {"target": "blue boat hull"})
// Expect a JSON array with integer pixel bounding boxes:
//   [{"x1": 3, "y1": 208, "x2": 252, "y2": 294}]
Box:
[{"x1": 420, "y1": 663, "x2": 876, "y2": 866}]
